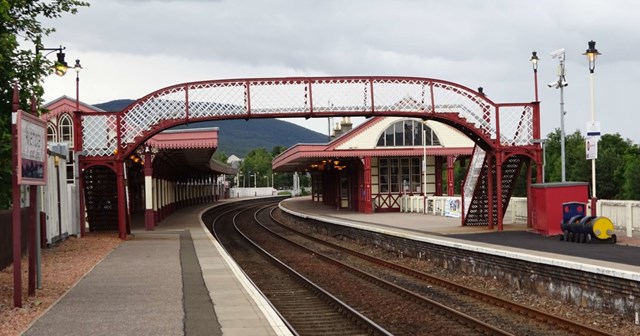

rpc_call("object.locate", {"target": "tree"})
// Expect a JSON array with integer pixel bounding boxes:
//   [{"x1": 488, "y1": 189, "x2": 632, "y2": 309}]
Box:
[
  {"x1": 622, "y1": 146, "x2": 640, "y2": 200},
  {"x1": 240, "y1": 148, "x2": 272, "y2": 187},
  {"x1": 0, "y1": 0, "x2": 90, "y2": 208}
]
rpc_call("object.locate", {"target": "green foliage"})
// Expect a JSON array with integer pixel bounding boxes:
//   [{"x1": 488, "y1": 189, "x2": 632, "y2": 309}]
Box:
[
  {"x1": 240, "y1": 148, "x2": 272, "y2": 187},
  {"x1": 0, "y1": 0, "x2": 89, "y2": 208},
  {"x1": 212, "y1": 151, "x2": 228, "y2": 163},
  {"x1": 542, "y1": 128, "x2": 640, "y2": 200}
]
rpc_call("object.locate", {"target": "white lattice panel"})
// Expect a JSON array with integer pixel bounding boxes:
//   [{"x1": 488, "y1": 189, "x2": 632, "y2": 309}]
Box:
[
  {"x1": 310, "y1": 79, "x2": 370, "y2": 113},
  {"x1": 188, "y1": 82, "x2": 246, "y2": 117},
  {"x1": 463, "y1": 145, "x2": 485, "y2": 216},
  {"x1": 498, "y1": 105, "x2": 533, "y2": 146},
  {"x1": 82, "y1": 114, "x2": 117, "y2": 156},
  {"x1": 250, "y1": 80, "x2": 308, "y2": 114},
  {"x1": 121, "y1": 86, "x2": 187, "y2": 145},
  {"x1": 372, "y1": 79, "x2": 432, "y2": 112},
  {"x1": 431, "y1": 82, "x2": 496, "y2": 139}
]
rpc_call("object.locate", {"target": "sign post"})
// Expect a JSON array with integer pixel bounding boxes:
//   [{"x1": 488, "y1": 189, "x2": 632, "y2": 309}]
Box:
[{"x1": 12, "y1": 105, "x2": 47, "y2": 308}]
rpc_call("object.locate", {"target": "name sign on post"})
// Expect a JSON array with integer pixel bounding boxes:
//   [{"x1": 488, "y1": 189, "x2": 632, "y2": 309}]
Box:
[
  {"x1": 17, "y1": 110, "x2": 48, "y2": 185},
  {"x1": 586, "y1": 136, "x2": 598, "y2": 160}
]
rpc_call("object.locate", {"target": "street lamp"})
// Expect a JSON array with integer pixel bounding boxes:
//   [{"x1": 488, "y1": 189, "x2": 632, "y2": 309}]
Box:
[
  {"x1": 35, "y1": 45, "x2": 69, "y2": 76},
  {"x1": 530, "y1": 51, "x2": 540, "y2": 101},
  {"x1": 73, "y1": 59, "x2": 82, "y2": 110},
  {"x1": 548, "y1": 48, "x2": 568, "y2": 182},
  {"x1": 583, "y1": 40, "x2": 601, "y2": 215}
]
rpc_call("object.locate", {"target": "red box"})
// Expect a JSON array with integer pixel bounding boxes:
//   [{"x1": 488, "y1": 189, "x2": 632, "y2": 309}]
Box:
[{"x1": 530, "y1": 182, "x2": 589, "y2": 236}]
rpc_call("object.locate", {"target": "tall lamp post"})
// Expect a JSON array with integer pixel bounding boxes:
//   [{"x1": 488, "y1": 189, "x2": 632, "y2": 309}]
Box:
[
  {"x1": 13, "y1": 45, "x2": 69, "y2": 308},
  {"x1": 584, "y1": 40, "x2": 601, "y2": 215},
  {"x1": 73, "y1": 59, "x2": 84, "y2": 236},
  {"x1": 530, "y1": 51, "x2": 540, "y2": 101},
  {"x1": 549, "y1": 48, "x2": 568, "y2": 182}
]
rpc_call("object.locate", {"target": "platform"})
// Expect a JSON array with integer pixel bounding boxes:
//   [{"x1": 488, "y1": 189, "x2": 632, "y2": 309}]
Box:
[
  {"x1": 22, "y1": 196, "x2": 640, "y2": 336},
  {"x1": 22, "y1": 201, "x2": 292, "y2": 336},
  {"x1": 280, "y1": 196, "x2": 640, "y2": 281}
]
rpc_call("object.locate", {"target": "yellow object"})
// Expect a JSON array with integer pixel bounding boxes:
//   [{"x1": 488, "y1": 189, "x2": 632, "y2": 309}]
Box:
[{"x1": 592, "y1": 217, "x2": 615, "y2": 240}]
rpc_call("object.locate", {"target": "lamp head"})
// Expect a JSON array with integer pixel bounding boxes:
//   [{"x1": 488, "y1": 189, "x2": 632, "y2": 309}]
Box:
[
  {"x1": 54, "y1": 50, "x2": 69, "y2": 76},
  {"x1": 583, "y1": 40, "x2": 601, "y2": 72},
  {"x1": 74, "y1": 59, "x2": 82, "y2": 74},
  {"x1": 530, "y1": 51, "x2": 539, "y2": 71}
]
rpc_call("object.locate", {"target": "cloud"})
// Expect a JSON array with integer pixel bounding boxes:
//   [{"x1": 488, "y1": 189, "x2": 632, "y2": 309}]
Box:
[{"x1": 40, "y1": 0, "x2": 640, "y2": 141}]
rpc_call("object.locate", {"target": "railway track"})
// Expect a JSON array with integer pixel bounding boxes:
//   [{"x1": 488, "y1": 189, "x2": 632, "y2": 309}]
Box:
[
  {"x1": 211, "y1": 200, "x2": 391, "y2": 336},
  {"x1": 208, "y1": 199, "x2": 616, "y2": 335},
  {"x1": 262, "y1": 206, "x2": 617, "y2": 336}
]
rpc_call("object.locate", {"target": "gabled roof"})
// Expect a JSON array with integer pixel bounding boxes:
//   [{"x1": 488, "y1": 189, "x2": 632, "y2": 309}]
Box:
[
  {"x1": 41, "y1": 96, "x2": 105, "y2": 121},
  {"x1": 272, "y1": 116, "x2": 474, "y2": 171}
]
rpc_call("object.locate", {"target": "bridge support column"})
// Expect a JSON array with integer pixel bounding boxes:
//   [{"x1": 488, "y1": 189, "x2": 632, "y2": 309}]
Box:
[
  {"x1": 487, "y1": 154, "x2": 494, "y2": 230},
  {"x1": 116, "y1": 160, "x2": 127, "y2": 239},
  {"x1": 143, "y1": 152, "x2": 154, "y2": 230},
  {"x1": 496, "y1": 151, "x2": 504, "y2": 232},
  {"x1": 152, "y1": 177, "x2": 158, "y2": 227}
]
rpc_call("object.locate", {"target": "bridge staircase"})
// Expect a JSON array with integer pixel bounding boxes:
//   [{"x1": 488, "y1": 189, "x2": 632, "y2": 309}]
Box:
[
  {"x1": 83, "y1": 165, "x2": 119, "y2": 231},
  {"x1": 462, "y1": 145, "x2": 526, "y2": 226}
]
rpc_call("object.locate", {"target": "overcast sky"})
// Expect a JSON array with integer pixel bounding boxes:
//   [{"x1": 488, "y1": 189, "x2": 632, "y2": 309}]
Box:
[{"x1": 40, "y1": 0, "x2": 640, "y2": 143}]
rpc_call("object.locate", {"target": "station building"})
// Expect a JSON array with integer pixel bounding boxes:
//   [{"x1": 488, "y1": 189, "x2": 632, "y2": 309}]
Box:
[{"x1": 273, "y1": 116, "x2": 474, "y2": 213}]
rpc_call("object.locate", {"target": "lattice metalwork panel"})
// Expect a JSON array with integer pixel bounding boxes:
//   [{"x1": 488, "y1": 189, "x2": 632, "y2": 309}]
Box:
[
  {"x1": 188, "y1": 82, "x2": 246, "y2": 117},
  {"x1": 463, "y1": 145, "x2": 485, "y2": 217},
  {"x1": 310, "y1": 78, "x2": 370, "y2": 113},
  {"x1": 81, "y1": 76, "x2": 534, "y2": 157},
  {"x1": 121, "y1": 86, "x2": 187, "y2": 146},
  {"x1": 371, "y1": 78, "x2": 432, "y2": 112},
  {"x1": 82, "y1": 114, "x2": 117, "y2": 157},
  {"x1": 498, "y1": 105, "x2": 534, "y2": 146},
  {"x1": 431, "y1": 81, "x2": 496, "y2": 139},
  {"x1": 250, "y1": 79, "x2": 309, "y2": 114}
]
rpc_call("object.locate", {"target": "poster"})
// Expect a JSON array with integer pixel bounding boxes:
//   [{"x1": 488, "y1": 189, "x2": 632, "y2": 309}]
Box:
[{"x1": 444, "y1": 197, "x2": 461, "y2": 218}]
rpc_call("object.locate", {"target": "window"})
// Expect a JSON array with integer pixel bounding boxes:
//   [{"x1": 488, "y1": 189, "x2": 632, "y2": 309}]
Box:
[
  {"x1": 59, "y1": 115, "x2": 73, "y2": 143},
  {"x1": 376, "y1": 119, "x2": 441, "y2": 147},
  {"x1": 377, "y1": 156, "x2": 424, "y2": 194},
  {"x1": 411, "y1": 158, "x2": 421, "y2": 192},
  {"x1": 66, "y1": 149, "x2": 75, "y2": 184},
  {"x1": 379, "y1": 159, "x2": 389, "y2": 192},
  {"x1": 47, "y1": 124, "x2": 57, "y2": 142}
]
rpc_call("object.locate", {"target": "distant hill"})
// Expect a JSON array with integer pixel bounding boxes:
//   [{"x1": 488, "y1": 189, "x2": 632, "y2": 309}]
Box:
[{"x1": 93, "y1": 99, "x2": 329, "y2": 157}]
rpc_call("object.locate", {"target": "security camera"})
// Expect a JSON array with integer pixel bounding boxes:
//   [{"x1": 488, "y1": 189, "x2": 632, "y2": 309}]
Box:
[
  {"x1": 560, "y1": 80, "x2": 568, "y2": 87},
  {"x1": 548, "y1": 81, "x2": 559, "y2": 88},
  {"x1": 550, "y1": 48, "x2": 566, "y2": 59}
]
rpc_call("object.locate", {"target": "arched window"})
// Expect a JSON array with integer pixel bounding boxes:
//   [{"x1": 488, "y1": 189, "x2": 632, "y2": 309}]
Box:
[
  {"x1": 376, "y1": 119, "x2": 441, "y2": 147},
  {"x1": 47, "y1": 124, "x2": 57, "y2": 142},
  {"x1": 59, "y1": 114, "x2": 73, "y2": 143}
]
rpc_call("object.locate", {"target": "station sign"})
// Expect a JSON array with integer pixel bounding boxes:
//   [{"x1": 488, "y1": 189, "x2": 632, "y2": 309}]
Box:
[
  {"x1": 15, "y1": 110, "x2": 48, "y2": 185},
  {"x1": 586, "y1": 121, "x2": 601, "y2": 138}
]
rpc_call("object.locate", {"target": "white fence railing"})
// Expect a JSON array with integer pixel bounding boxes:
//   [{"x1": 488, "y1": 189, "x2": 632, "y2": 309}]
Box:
[{"x1": 401, "y1": 195, "x2": 640, "y2": 237}]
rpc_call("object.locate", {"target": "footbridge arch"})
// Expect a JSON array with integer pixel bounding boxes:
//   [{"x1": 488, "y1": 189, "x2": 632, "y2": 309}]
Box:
[{"x1": 76, "y1": 76, "x2": 541, "y2": 238}]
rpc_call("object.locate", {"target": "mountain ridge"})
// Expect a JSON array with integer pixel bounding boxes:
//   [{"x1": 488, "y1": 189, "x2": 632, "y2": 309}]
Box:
[{"x1": 93, "y1": 99, "x2": 328, "y2": 157}]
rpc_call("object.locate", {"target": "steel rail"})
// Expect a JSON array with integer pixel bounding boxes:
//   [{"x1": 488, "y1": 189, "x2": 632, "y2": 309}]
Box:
[
  {"x1": 268, "y1": 206, "x2": 617, "y2": 336},
  {"x1": 253, "y1": 206, "x2": 513, "y2": 336}
]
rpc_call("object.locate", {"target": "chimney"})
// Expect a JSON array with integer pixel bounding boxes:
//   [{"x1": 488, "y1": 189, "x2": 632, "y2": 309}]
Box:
[{"x1": 340, "y1": 117, "x2": 352, "y2": 133}]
